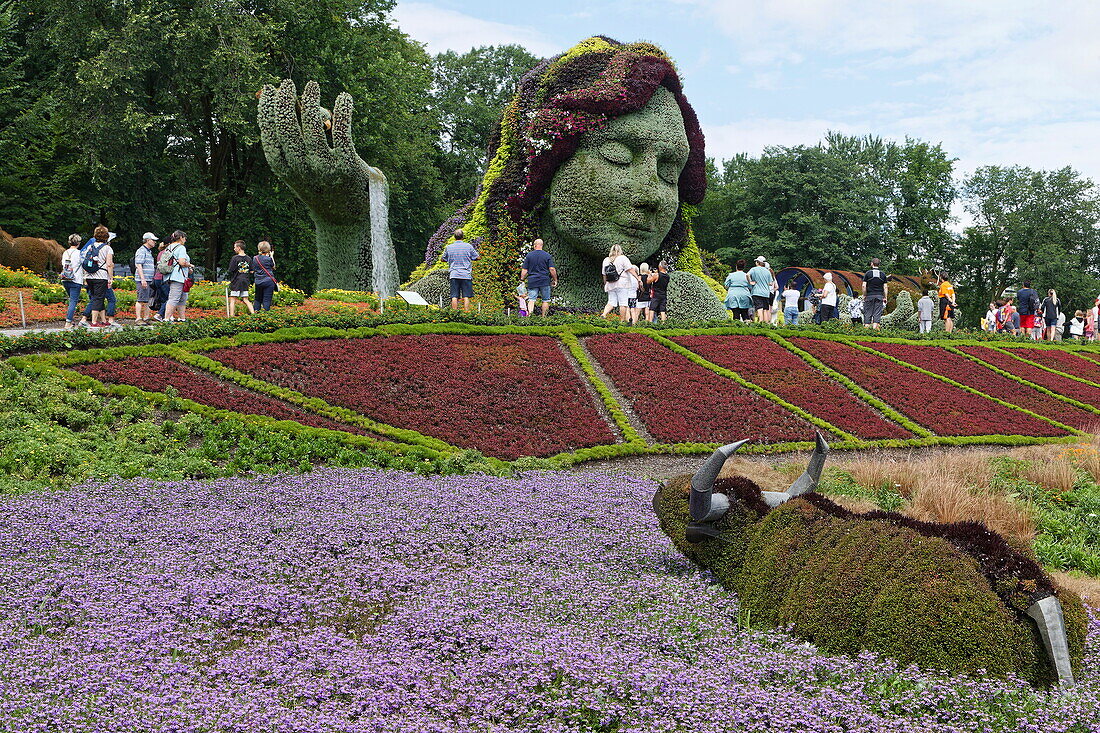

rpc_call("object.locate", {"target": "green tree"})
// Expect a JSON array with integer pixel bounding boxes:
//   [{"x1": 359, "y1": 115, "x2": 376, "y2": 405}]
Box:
[
  {"x1": 695, "y1": 133, "x2": 955, "y2": 275},
  {"x1": 0, "y1": 0, "x2": 444, "y2": 286},
  {"x1": 949, "y1": 165, "x2": 1100, "y2": 323},
  {"x1": 431, "y1": 44, "x2": 540, "y2": 208}
]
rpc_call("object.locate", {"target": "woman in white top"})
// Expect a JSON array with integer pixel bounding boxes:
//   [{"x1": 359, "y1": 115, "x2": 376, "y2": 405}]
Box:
[
  {"x1": 600, "y1": 244, "x2": 639, "y2": 323},
  {"x1": 60, "y1": 234, "x2": 84, "y2": 330},
  {"x1": 820, "y1": 272, "x2": 838, "y2": 321}
]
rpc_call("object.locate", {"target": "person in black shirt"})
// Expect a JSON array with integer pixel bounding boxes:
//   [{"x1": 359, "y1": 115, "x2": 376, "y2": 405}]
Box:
[
  {"x1": 861, "y1": 257, "x2": 889, "y2": 330},
  {"x1": 226, "y1": 240, "x2": 255, "y2": 316},
  {"x1": 1016, "y1": 280, "x2": 1041, "y2": 339},
  {"x1": 647, "y1": 261, "x2": 671, "y2": 322}
]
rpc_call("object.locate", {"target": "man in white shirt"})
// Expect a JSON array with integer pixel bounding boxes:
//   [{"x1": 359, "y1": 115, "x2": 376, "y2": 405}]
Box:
[
  {"x1": 781, "y1": 284, "x2": 801, "y2": 326},
  {"x1": 820, "y1": 272, "x2": 838, "y2": 321}
]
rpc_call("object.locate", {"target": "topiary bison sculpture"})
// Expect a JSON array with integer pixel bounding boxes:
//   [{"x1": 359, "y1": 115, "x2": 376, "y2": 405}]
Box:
[
  {"x1": 653, "y1": 436, "x2": 1086, "y2": 687},
  {"x1": 0, "y1": 227, "x2": 63, "y2": 273}
]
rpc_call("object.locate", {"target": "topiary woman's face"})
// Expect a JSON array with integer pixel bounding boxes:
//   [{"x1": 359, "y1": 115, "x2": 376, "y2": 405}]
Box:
[{"x1": 544, "y1": 86, "x2": 689, "y2": 262}]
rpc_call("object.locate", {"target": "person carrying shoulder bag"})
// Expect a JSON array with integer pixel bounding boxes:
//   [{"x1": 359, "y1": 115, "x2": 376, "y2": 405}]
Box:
[{"x1": 252, "y1": 240, "x2": 278, "y2": 311}]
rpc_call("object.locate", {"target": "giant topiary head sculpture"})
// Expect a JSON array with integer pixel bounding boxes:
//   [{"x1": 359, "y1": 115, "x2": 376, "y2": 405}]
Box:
[
  {"x1": 412, "y1": 36, "x2": 724, "y2": 315},
  {"x1": 652, "y1": 436, "x2": 1087, "y2": 688},
  {"x1": 258, "y1": 37, "x2": 728, "y2": 318}
]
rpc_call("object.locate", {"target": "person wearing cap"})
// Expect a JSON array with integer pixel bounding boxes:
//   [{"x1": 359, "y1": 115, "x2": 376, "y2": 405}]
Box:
[
  {"x1": 133, "y1": 232, "x2": 158, "y2": 325},
  {"x1": 820, "y1": 272, "x2": 838, "y2": 321},
  {"x1": 747, "y1": 255, "x2": 775, "y2": 322}
]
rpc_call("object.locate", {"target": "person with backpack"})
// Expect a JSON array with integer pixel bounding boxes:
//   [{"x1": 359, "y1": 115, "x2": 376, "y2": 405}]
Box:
[
  {"x1": 81, "y1": 225, "x2": 114, "y2": 328},
  {"x1": 647, "y1": 261, "x2": 671, "y2": 323},
  {"x1": 161, "y1": 230, "x2": 192, "y2": 322},
  {"x1": 252, "y1": 241, "x2": 278, "y2": 311},
  {"x1": 600, "y1": 244, "x2": 639, "y2": 323},
  {"x1": 226, "y1": 240, "x2": 255, "y2": 316},
  {"x1": 152, "y1": 240, "x2": 170, "y2": 320},
  {"x1": 58, "y1": 234, "x2": 85, "y2": 330}
]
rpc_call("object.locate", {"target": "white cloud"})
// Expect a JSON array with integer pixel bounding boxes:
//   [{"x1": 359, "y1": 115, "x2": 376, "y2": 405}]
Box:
[
  {"x1": 390, "y1": 3, "x2": 559, "y2": 57},
  {"x1": 689, "y1": 0, "x2": 1100, "y2": 181}
]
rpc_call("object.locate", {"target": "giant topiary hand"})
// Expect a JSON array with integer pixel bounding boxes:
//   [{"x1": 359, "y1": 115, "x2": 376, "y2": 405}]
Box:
[{"x1": 258, "y1": 80, "x2": 372, "y2": 290}]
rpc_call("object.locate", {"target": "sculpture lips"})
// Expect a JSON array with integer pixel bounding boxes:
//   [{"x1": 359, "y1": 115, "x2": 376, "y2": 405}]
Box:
[{"x1": 617, "y1": 222, "x2": 654, "y2": 236}]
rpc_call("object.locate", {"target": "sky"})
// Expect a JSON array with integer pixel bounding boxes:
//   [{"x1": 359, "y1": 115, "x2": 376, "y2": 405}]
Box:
[{"x1": 390, "y1": 0, "x2": 1100, "y2": 187}]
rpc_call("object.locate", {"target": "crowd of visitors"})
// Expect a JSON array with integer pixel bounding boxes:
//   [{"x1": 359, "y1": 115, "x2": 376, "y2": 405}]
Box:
[
  {"x1": 57, "y1": 230, "x2": 278, "y2": 329},
  {"x1": 984, "y1": 283, "x2": 1098, "y2": 341}
]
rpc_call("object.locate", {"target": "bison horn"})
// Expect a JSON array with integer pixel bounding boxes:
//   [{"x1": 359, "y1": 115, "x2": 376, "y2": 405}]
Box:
[
  {"x1": 689, "y1": 440, "x2": 749, "y2": 522},
  {"x1": 1026, "y1": 595, "x2": 1076, "y2": 687},
  {"x1": 787, "y1": 433, "x2": 829, "y2": 498}
]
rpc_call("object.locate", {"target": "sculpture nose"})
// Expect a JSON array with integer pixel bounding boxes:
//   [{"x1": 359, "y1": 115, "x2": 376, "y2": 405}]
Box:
[{"x1": 628, "y1": 156, "x2": 664, "y2": 213}]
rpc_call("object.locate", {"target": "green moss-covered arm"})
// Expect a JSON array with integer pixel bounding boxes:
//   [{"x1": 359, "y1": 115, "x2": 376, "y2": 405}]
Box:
[
  {"x1": 258, "y1": 79, "x2": 374, "y2": 290},
  {"x1": 666, "y1": 271, "x2": 727, "y2": 321}
]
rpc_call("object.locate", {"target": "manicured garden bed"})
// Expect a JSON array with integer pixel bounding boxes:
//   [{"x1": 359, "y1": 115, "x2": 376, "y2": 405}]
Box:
[
  {"x1": 959, "y1": 346, "x2": 1100, "y2": 407},
  {"x1": 864, "y1": 341, "x2": 1100, "y2": 430},
  {"x1": 998, "y1": 346, "x2": 1100, "y2": 385},
  {"x1": 587, "y1": 333, "x2": 816, "y2": 444},
  {"x1": 790, "y1": 337, "x2": 1069, "y2": 437},
  {"x1": 674, "y1": 334, "x2": 912, "y2": 439},
  {"x1": 72, "y1": 356, "x2": 380, "y2": 437},
  {"x1": 204, "y1": 334, "x2": 617, "y2": 459}
]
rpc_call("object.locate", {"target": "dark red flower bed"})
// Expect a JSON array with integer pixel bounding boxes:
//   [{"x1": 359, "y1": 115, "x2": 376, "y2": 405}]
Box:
[
  {"x1": 72, "y1": 357, "x2": 379, "y2": 437},
  {"x1": 864, "y1": 342, "x2": 1100, "y2": 430},
  {"x1": 587, "y1": 333, "x2": 815, "y2": 444},
  {"x1": 205, "y1": 335, "x2": 616, "y2": 459},
  {"x1": 958, "y1": 346, "x2": 1100, "y2": 409},
  {"x1": 790, "y1": 338, "x2": 1068, "y2": 437},
  {"x1": 673, "y1": 335, "x2": 911, "y2": 439},
  {"x1": 997, "y1": 347, "x2": 1100, "y2": 385}
]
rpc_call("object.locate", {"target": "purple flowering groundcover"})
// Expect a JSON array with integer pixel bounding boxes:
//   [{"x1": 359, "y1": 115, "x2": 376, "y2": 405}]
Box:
[{"x1": 3, "y1": 468, "x2": 1098, "y2": 732}]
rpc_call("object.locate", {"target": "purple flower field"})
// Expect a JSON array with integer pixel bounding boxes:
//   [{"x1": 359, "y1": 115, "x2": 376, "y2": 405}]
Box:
[{"x1": 2, "y1": 469, "x2": 1099, "y2": 732}]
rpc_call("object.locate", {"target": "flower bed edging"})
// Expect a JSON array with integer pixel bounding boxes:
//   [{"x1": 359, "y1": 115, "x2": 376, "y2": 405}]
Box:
[
  {"x1": 648, "y1": 333, "x2": 856, "y2": 443},
  {"x1": 768, "y1": 334, "x2": 933, "y2": 438}
]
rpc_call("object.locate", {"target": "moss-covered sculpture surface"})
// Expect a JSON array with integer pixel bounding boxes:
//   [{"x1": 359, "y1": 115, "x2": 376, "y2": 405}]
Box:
[
  {"x1": 653, "y1": 462, "x2": 1087, "y2": 687},
  {"x1": 258, "y1": 37, "x2": 726, "y2": 318}
]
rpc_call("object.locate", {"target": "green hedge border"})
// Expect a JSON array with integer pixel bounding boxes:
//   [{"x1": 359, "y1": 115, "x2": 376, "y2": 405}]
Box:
[
  {"x1": 840, "y1": 341, "x2": 1082, "y2": 436},
  {"x1": 7, "y1": 322, "x2": 1092, "y2": 468}
]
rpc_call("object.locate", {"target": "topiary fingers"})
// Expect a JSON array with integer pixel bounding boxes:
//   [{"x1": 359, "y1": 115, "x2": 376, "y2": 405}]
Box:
[
  {"x1": 273, "y1": 79, "x2": 308, "y2": 178},
  {"x1": 331, "y1": 92, "x2": 363, "y2": 171},
  {"x1": 300, "y1": 81, "x2": 334, "y2": 169},
  {"x1": 257, "y1": 84, "x2": 287, "y2": 171}
]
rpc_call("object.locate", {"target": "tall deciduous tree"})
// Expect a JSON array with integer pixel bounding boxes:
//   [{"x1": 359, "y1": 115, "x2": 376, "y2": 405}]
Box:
[
  {"x1": 696, "y1": 133, "x2": 955, "y2": 275},
  {"x1": 431, "y1": 44, "x2": 540, "y2": 208},
  {"x1": 949, "y1": 165, "x2": 1100, "y2": 321},
  {"x1": 0, "y1": 0, "x2": 444, "y2": 285}
]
